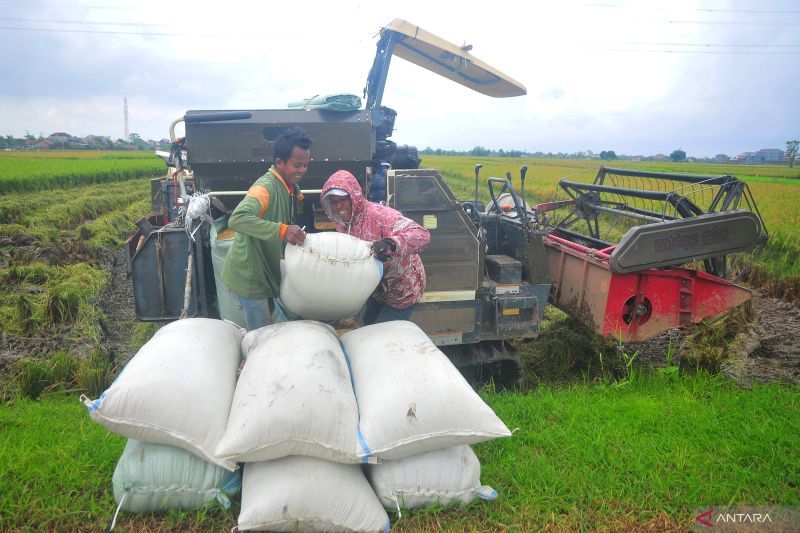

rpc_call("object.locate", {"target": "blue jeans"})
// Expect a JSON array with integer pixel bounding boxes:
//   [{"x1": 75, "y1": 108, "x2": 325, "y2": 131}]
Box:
[
  {"x1": 359, "y1": 296, "x2": 413, "y2": 326},
  {"x1": 237, "y1": 295, "x2": 273, "y2": 330}
]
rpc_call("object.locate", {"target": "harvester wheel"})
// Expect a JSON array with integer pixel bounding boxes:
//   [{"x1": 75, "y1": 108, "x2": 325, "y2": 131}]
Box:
[{"x1": 441, "y1": 341, "x2": 522, "y2": 391}]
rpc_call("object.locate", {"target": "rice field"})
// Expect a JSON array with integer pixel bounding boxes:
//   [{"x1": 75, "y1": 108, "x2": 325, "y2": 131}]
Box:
[{"x1": 0, "y1": 150, "x2": 164, "y2": 193}]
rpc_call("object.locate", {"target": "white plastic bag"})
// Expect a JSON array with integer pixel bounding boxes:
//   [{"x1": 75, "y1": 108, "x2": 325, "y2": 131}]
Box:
[
  {"x1": 215, "y1": 321, "x2": 360, "y2": 464},
  {"x1": 82, "y1": 318, "x2": 243, "y2": 470},
  {"x1": 280, "y1": 232, "x2": 382, "y2": 320},
  {"x1": 112, "y1": 439, "x2": 241, "y2": 513},
  {"x1": 366, "y1": 445, "x2": 497, "y2": 510},
  {"x1": 238, "y1": 457, "x2": 390, "y2": 532},
  {"x1": 340, "y1": 321, "x2": 511, "y2": 461}
]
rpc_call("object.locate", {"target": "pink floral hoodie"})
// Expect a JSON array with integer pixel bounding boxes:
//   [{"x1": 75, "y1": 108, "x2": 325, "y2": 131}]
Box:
[{"x1": 321, "y1": 170, "x2": 430, "y2": 309}]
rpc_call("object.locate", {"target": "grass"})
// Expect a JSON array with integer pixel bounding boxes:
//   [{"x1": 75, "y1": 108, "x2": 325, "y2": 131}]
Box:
[
  {"x1": 0, "y1": 151, "x2": 164, "y2": 193},
  {"x1": 395, "y1": 372, "x2": 800, "y2": 531},
  {"x1": 0, "y1": 373, "x2": 797, "y2": 531}
]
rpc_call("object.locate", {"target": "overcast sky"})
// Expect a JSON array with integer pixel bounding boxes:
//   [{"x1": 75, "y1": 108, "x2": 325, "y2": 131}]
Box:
[{"x1": 0, "y1": 0, "x2": 797, "y2": 157}]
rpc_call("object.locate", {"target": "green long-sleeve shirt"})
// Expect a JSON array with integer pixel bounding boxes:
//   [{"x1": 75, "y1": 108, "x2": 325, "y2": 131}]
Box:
[{"x1": 221, "y1": 167, "x2": 295, "y2": 299}]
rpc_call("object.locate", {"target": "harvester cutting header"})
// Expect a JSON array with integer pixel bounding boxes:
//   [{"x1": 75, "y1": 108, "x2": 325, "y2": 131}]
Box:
[{"x1": 127, "y1": 19, "x2": 766, "y2": 386}]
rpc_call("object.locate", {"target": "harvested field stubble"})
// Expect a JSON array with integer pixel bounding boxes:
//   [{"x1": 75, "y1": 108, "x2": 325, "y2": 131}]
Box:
[{"x1": 1, "y1": 154, "x2": 158, "y2": 395}]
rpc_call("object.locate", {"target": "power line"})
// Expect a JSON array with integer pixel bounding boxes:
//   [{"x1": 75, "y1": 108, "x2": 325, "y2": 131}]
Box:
[
  {"x1": 585, "y1": 2, "x2": 800, "y2": 15},
  {"x1": 3, "y1": 24, "x2": 795, "y2": 54},
  {"x1": 594, "y1": 48, "x2": 800, "y2": 55},
  {"x1": 0, "y1": 17, "x2": 173, "y2": 27},
  {"x1": 0, "y1": 25, "x2": 262, "y2": 38},
  {"x1": 595, "y1": 41, "x2": 800, "y2": 49},
  {"x1": 654, "y1": 20, "x2": 799, "y2": 26},
  {"x1": 0, "y1": 1, "x2": 147, "y2": 8}
]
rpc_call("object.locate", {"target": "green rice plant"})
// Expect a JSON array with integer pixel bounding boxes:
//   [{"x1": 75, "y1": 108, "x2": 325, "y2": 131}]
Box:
[
  {"x1": 0, "y1": 151, "x2": 164, "y2": 193},
  {"x1": 83, "y1": 197, "x2": 151, "y2": 248},
  {"x1": 48, "y1": 352, "x2": 79, "y2": 388},
  {"x1": 12, "y1": 358, "x2": 51, "y2": 400},
  {"x1": 76, "y1": 347, "x2": 111, "y2": 397},
  {"x1": 0, "y1": 262, "x2": 109, "y2": 340},
  {"x1": 7, "y1": 352, "x2": 79, "y2": 400},
  {"x1": 0, "y1": 223, "x2": 58, "y2": 243},
  {"x1": 0, "y1": 177, "x2": 149, "y2": 228},
  {"x1": 130, "y1": 321, "x2": 162, "y2": 352},
  {"x1": 15, "y1": 293, "x2": 41, "y2": 335},
  {"x1": 46, "y1": 284, "x2": 81, "y2": 324}
]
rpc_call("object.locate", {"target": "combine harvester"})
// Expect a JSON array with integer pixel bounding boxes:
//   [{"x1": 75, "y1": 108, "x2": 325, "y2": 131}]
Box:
[{"x1": 127, "y1": 19, "x2": 767, "y2": 386}]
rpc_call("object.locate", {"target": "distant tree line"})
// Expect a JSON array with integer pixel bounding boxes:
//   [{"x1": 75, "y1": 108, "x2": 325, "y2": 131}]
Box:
[{"x1": 0, "y1": 131, "x2": 170, "y2": 151}]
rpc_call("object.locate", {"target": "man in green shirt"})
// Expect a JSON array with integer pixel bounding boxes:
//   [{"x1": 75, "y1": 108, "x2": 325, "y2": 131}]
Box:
[{"x1": 221, "y1": 127, "x2": 311, "y2": 329}]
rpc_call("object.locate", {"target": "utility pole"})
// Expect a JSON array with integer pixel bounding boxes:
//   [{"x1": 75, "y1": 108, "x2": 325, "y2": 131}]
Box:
[{"x1": 123, "y1": 97, "x2": 129, "y2": 142}]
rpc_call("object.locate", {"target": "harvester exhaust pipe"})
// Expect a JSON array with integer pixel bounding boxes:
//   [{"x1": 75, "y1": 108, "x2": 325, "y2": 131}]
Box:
[
  {"x1": 474, "y1": 164, "x2": 483, "y2": 207},
  {"x1": 474, "y1": 163, "x2": 484, "y2": 237},
  {"x1": 520, "y1": 165, "x2": 528, "y2": 212}
]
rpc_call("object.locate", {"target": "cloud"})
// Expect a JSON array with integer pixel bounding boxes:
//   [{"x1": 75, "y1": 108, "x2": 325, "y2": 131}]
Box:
[{"x1": 0, "y1": 0, "x2": 797, "y2": 155}]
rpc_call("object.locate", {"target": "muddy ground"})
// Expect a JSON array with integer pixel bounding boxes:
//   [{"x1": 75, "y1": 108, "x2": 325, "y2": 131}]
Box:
[
  {"x1": 1, "y1": 246, "x2": 799, "y2": 386},
  {"x1": 633, "y1": 291, "x2": 800, "y2": 385}
]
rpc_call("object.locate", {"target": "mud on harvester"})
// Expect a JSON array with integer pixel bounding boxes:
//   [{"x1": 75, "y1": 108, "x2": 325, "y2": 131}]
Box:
[{"x1": 127, "y1": 19, "x2": 767, "y2": 388}]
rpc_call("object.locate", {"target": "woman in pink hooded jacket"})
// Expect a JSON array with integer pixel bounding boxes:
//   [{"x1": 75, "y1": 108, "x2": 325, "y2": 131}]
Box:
[{"x1": 321, "y1": 170, "x2": 430, "y2": 324}]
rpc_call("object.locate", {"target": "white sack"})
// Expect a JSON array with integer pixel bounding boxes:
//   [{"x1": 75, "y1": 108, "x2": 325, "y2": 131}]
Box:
[
  {"x1": 82, "y1": 318, "x2": 243, "y2": 470},
  {"x1": 238, "y1": 457, "x2": 390, "y2": 532},
  {"x1": 113, "y1": 439, "x2": 241, "y2": 513},
  {"x1": 280, "y1": 232, "x2": 382, "y2": 320},
  {"x1": 367, "y1": 445, "x2": 497, "y2": 510},
  {"x1": 210, "y1": 221, "x2": 247, "y2": 328},
  {"x1": 215, "y1": 321, "x2": 360, "y2": 464},
  {"x1": 341, "y1": 321, "x2": 511, "y2": 461}
]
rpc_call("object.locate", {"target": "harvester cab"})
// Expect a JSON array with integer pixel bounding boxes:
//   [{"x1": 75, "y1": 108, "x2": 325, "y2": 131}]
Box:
[{"x1": 127, "y1": 19, "x2": 765, "y2": 388}]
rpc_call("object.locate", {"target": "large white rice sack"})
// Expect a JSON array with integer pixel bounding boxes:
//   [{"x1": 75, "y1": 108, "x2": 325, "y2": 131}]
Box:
[
  {"x1": 238, "y1": 457, "x2": 390, "y2": 532},
  {"x1": 112, "y1": 439, "x2": 241, "y2": 513},
  {"x1": 366, "y1": 445, "x2": 497, "y2": 510},
  {"x1": 215, "y1": 321, "x2": 360, "y2": 464},
  {"x1": 81, "y1": 318, "x2": 243, "y2": 470},
  {"x1": 280, "y1": 232, "x2": 382, "y2": 320},
  {"x1": 340, "y1": 321, "x2": 511, "y2": 461}
]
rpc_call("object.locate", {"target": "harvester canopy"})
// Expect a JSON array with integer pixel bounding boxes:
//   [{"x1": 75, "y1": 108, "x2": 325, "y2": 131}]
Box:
[{"x1": 365, "y1": 19, "x2": 527, "y2": 109}]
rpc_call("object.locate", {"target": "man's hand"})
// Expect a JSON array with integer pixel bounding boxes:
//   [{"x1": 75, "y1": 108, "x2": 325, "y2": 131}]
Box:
[
  {"x1": 371, "y1": 238, "x2": 397, "y2": 262},
  {"x1": 284, "y1": 225, "x2": 306, "y2": 245}
]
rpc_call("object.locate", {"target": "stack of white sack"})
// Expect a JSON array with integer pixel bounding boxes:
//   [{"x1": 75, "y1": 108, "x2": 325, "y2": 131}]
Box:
[
  {"x1": 81, "y1": 318, "x2": 244, "y2": 515},
  {"x1": 218, "y1": 320, "x2": 389, "y2": 530},
  {"x1": 279, "y1": 232, "x2": 383, "y2": 321},
  {"x1": 227, "y1": 320, "x2": 510, "y2": 531}
]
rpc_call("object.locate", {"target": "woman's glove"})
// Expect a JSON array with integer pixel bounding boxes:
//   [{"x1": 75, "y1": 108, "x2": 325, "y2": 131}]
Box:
[{"x1": 371, "y1": 238, "x2": 397, "y2": 262}]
